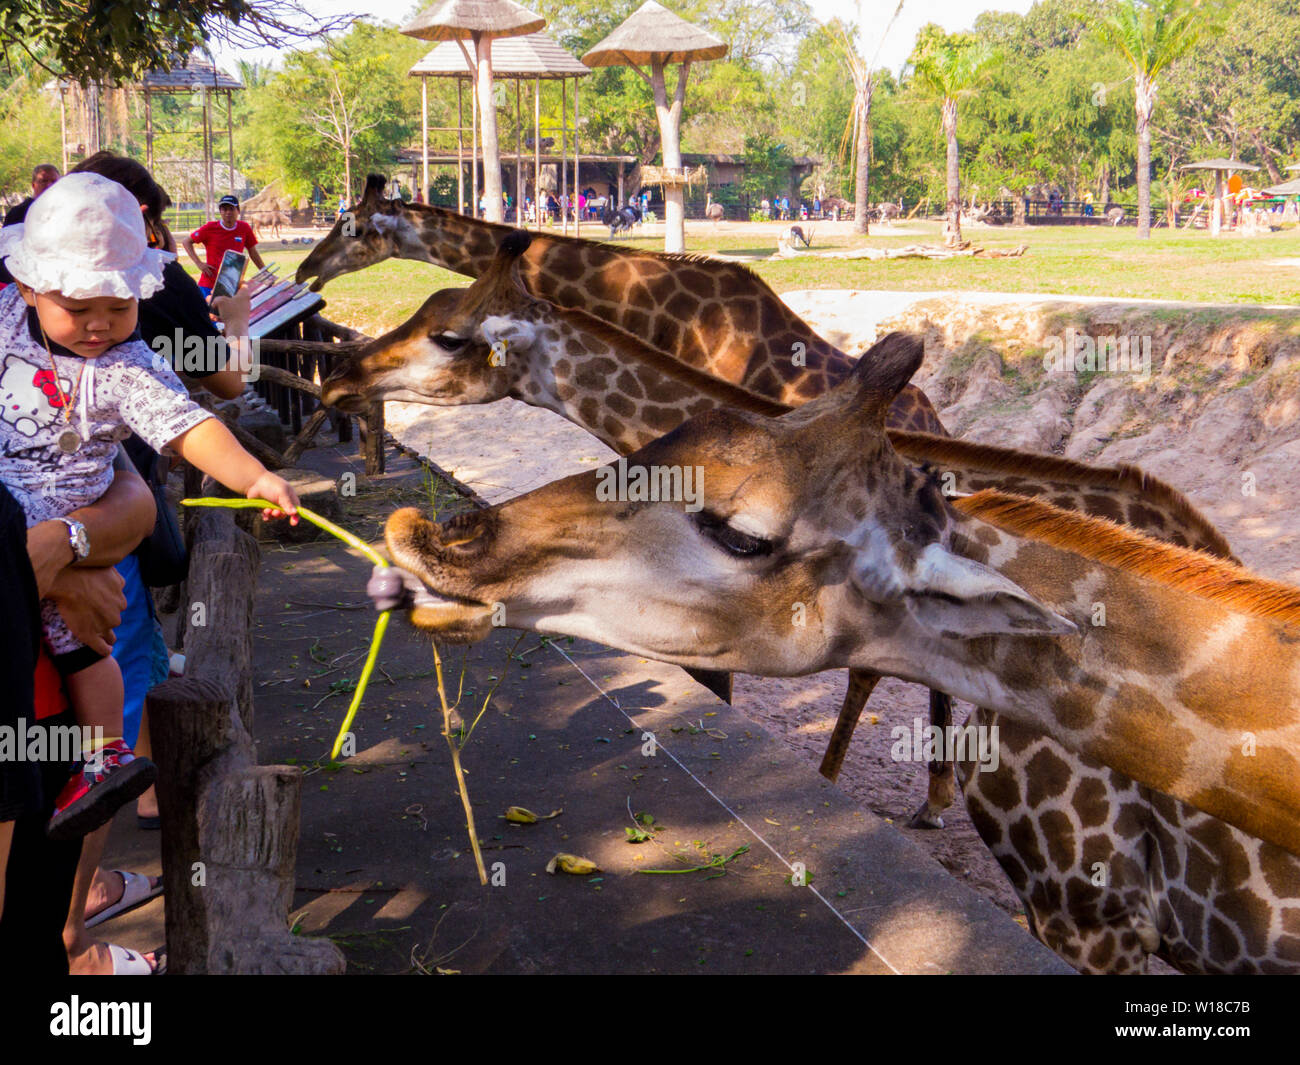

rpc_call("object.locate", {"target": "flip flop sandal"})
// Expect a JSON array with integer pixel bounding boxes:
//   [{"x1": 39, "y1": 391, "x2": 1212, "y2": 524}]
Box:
[
  {"x1": 86, "y1": 870, "x2": 165, "y2": 929},
  {"x1": 107, "y1": 943, "x2": 163, "y2": 975}
]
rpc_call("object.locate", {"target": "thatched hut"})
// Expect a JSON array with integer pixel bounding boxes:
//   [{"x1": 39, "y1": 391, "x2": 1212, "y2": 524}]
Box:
[
  {"x1": 583, "y1": 1, "x2": 727, "y2": 253},
  {"x1": 402, "y1": 0, "x2": 545, "y2": 224}
]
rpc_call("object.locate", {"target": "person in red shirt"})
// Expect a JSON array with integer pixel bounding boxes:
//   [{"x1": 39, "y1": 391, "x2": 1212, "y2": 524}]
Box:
[{"x1": 182, "y1": 194, "x2": 265, "y2": 295}]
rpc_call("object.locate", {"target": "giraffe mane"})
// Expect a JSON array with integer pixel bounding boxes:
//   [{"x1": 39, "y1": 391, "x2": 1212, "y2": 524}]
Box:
[
  {"x1": 894, "y1": 431, "x2": 1239, "y2": 563},
  {"x1": 955, "y1": 489, "x2": 1300, "y2": 625},
  {"x1": 541, "y1": 301, "x2": 793, "y2": 417}
]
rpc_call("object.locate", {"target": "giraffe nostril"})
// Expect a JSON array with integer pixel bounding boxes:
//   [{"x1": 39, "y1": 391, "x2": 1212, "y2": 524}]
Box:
[{"x1": 439, "y1": 511, "x2": 491, "y2": 556}]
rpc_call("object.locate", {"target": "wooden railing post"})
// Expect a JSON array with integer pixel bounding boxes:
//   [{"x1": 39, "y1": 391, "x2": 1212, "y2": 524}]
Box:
[{"x1": 148, "y1": 508, "x2": 344, "y2": 974}]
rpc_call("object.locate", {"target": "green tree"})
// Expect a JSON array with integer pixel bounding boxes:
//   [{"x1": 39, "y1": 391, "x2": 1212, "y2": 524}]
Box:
[
  {"x1": 242, "y1": 21, "x2": 423, "y2": 201},
  {"x1": 909, "y1": 27, "x2": 999, "y2": 246},
  {"x1": 0, "y1": 0, "x2": 347, "y2": 83},
  {"x1": 830, "y1": 3, "x2": 907, "y2": 233},
  {"x1": 1094, "y1": 0, "x2": 1231, "y2": 238}
]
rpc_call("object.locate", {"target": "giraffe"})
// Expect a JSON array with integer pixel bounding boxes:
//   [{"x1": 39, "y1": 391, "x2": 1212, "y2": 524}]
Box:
[
  {"x1": 371, "y1": 334, "x2": 1300, "y2": 973},
  {"x1": 320, "y1": 227, "x2": 960, "y2": 828},
  {"x1": 325, "y1": 242, "x2": 1291, "y2": 972},
  {"x1": 295, "y1": 175, "x2": 945, "y2": 432},
  {"x1": 317, "y1": 221, "x2": 956, "y2": 827},
  {"x1": 321, "y1": 231, "x2": 1233, "y2": 826}
]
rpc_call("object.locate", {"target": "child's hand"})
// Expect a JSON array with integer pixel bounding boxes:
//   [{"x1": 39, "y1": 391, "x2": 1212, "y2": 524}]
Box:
[{"x1": 247, "y1": 473, "x2": 300, "y2": 525}]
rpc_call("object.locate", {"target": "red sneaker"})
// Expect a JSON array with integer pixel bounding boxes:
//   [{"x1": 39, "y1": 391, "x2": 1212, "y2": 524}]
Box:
[{"x1": 46, "y1": 741, "x2": 158, "y2": 841}]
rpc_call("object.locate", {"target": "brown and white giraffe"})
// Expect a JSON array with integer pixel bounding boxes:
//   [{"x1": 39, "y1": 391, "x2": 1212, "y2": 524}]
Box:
[
  {"x1": 296, "y1": 175, "x2": 945, "y2": 432},
  {"x1": 325, "y1": 242, "x2": 1297, "y2": 972},
  {"x1": 321, "y1": 231, "x2": 963, "y2": 825},
  {"x1": 322, "y1": 232, "x2": 1233, "y2": 824},
  {"x1": 371, "y1": 335, "x2": 1300, "y2": 973}
]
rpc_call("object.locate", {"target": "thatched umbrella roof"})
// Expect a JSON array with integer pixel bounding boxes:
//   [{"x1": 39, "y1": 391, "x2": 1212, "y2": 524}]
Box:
[
  {"x1": 1264, "y1": 177, "x2": 1300, "y2": 196},
  {"x1": 410, "y1": 31, "x2": 588, "y2": 79},
  {"x1": 1181, "y1": 158, "x2": 1260, "y2": 172},
  {"x1": 402, "y1": 1, "x2": 546, "y2": 224},
  {"x1": 582, "y1": 0, "x2": 727, "y2": 67},
  {"x1": 401, "y1": 0, "x2": 544, "y2": 41}
]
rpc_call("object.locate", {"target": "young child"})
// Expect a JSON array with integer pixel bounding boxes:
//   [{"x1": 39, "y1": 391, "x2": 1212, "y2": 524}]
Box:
[{"x1": 0, "y1": 172, "x2": 300, "y2": 839}]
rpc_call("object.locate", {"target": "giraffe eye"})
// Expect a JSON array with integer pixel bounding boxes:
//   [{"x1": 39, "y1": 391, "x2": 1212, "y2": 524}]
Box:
[
  {"x1": 695, "y1": 511, "x2": 773, "y2": 558},
  {"x1": 432, "y1": 333, "x2": 470, "y2": 352}
]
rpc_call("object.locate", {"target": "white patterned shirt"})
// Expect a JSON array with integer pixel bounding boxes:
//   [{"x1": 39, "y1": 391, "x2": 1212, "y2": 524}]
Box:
[{"x1": 0, "y1": 283, "x2": 213, "y2": 528}]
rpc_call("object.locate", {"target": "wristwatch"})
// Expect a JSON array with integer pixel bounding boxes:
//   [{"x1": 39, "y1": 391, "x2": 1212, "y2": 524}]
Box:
[{"x1": 58, "y1": 517, "x2": 90, "y2": 561}]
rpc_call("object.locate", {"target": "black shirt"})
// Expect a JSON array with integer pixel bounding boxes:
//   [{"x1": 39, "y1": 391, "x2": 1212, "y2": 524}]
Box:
[{"x1": 137, "y1": 259, "x2": 220, "y2": 379}]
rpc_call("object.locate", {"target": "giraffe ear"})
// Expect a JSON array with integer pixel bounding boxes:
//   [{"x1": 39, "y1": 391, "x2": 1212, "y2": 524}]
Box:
[
  {"x1": 903, "y1": 544, "x2": 1078, "y2": 639},
  {"x1": 479, "y1": 315, "x2": 537, "y2": 354}
]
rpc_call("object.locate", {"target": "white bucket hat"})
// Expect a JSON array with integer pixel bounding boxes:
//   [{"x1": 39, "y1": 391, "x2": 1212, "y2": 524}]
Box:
[{"x1": 0, "y1": 171, "x2": 173, "y2": 300}]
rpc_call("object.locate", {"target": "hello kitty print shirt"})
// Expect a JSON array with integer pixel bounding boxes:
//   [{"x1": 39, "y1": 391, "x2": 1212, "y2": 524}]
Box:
[{"x1": 0, "y1": 284, "x2": 212, "y2": 525}]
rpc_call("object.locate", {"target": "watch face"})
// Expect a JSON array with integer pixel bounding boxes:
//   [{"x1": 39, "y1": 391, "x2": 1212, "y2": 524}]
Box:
[{"x1": 65, "y1": 520, "x2": 89, "y2": 560}]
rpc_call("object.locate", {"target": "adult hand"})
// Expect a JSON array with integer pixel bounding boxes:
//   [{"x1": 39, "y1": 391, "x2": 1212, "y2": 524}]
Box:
[
  {"x1": 47, "y1": 566, "x2": 127, "y2": 656},
  {"x1": 26, "y1": 520, "x2": 74, "y2": 598},
  {"x1": 211, "y1": 288, "x2": 251, "y2": 334}
]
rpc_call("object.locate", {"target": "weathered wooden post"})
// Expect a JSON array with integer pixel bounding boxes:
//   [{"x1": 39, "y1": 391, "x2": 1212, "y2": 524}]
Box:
[{"x1": 148, "y1": 508, "x2": 344, "y2": 974}]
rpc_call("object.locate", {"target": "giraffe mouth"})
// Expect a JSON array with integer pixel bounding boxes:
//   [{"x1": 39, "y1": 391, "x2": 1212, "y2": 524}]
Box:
[{"x1": 406, "y1": 589, "x2": 496, "y2": 643}]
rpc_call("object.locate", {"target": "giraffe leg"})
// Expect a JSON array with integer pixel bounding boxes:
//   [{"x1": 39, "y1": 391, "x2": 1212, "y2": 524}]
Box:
[
  {"x1": 818, "y1": 669, "x2": 881, "y2": 780},
  {"x1": 907, "y1": 690, "x2": 956, "y2": 830}
]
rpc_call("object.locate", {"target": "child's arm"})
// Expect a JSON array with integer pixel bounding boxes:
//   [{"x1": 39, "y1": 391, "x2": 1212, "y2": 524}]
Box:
[{"x1": 171, "y1": 418, "x2": 299, "y2": 522}]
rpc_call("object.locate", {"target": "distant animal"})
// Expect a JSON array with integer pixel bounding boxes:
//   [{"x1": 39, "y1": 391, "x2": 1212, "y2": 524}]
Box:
[
  {"x1": 784, "y1": 224, "x2": 811, "y2": 248},
  {"x1": 247, "y1": 209, "x2": 290, "y2": 241},
  {"x1": 705, "y1": 201, "x2": 725, "y2": 223},
  {"x1": 875, "y1": 201, "x2": 902, "y2": 222},
  {"x1": 602, "y1": 203, "x2": 642, "y2": 237},
  {"x1": 1106, "y1": 206, "x2": 1125, "y2": 226}
]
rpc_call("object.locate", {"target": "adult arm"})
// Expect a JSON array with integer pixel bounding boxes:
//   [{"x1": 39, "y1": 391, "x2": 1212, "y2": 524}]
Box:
[
  {"x1": 24, "y1": 461, "x2": 155, "y2": 598},
  {"x1": 205, "y1": 290, "x2": 253, "y2": 400},
  {"x1": 182, "y1": 234, "x2": 214, "y2": 282}
]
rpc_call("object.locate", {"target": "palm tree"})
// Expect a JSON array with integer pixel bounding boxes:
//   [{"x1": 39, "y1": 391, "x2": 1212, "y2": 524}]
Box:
[
  {"x1": 910, "y1": 33, "x2": 998, "y2": 248},
  {"x1": 833, "y1": 1, "x2": 907, "y2": 236},
  {"x1": 1094, "y1": 0, "x2": 1229, "y2": 239}
]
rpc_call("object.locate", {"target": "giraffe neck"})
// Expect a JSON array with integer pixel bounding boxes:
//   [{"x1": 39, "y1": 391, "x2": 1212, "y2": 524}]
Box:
[
  {"x1": 400, "y1": 203, "x2": 874, "y2": 405},
  {"x1": 854, "y1": 493, "x2": 1300, "y2": 856},
  {"x1": 504, "y1": 305, "x2": 789, "y2": 456}
]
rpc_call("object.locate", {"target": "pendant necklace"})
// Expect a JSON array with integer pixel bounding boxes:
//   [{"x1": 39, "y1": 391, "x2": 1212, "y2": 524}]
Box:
[{"x1": 38, "y1": 323, "x2": 87, "y2": 454}]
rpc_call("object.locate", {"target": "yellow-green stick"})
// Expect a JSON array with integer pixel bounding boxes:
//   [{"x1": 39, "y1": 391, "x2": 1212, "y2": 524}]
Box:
[{"x1": 180, "y1": 497, "x2": 389, "y2": 758}]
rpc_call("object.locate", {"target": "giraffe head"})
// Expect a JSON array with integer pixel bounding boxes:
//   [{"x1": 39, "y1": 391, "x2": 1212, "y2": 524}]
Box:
[
  {"x1": 319, "y1": 233, "x2": 542, "y2": 412},
  {"x1": 382, "y1": 332, "x2": 1074, "y2": 664},
  {"x1": 321, "y1": 230, "x2": 791, "y2": 445},
  {"x1": 295, "y1": 174, "x2": 434, "y2": 291}
]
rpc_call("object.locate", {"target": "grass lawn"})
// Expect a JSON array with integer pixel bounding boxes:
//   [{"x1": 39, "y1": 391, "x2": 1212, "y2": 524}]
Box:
[{"x1": 232, "y1": 219, "x2": 1300, "y2": 337}]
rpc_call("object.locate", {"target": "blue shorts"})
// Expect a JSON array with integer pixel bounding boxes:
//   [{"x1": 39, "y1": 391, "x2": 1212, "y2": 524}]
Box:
[{"x1": 111, "y1": 555, "x2": 168, "y2": 748}]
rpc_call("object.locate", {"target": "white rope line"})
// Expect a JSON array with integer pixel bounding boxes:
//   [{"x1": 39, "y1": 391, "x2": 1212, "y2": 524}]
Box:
[{"x1": 547, "y1": 642, "x2": 902, "y2": 975}]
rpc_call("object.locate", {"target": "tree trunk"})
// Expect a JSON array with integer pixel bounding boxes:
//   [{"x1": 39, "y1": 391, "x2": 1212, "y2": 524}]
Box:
[
  {"x1": 1250, "y1": 129, "x2": 1283, "y2": 183},
  {"x1": 853, "y1": 81, "x2": 871, "y2": 235},
  {"x1": 477, "y1": 34, "x2": 503, "y2": 224},
  {"x1": 942, "y1": 98, "x2": 961, "y2": 247},
  {"x1": 652, "y1": 59, "x2": 690, "y2": 254},
  {"x1": 1135, "y1": 75, "x2": 1154, "y2": 240}
]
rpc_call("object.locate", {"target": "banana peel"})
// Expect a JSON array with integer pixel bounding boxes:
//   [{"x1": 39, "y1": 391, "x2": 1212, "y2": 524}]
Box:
[
  {"x1": 503, "y1": 806, "x2": 563, "y2": 824},
  {"x1": 547, "y1": 853, "x2": 601, "y2": 875}
]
